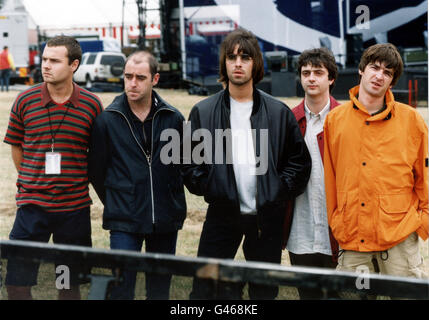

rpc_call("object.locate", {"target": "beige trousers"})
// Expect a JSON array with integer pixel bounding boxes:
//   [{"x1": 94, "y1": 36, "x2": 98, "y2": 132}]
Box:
[{"x1": 337, "y1": 232, "x2": 427, "y2": 279}]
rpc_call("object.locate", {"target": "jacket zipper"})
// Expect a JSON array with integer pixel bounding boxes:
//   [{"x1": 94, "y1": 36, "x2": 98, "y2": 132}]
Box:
[
  {"x1": 150, "y1": 106, "x2": 175, "y2": 228},
  {"x1": 108, "y1": 106, "x2": 175, "y2": 230}
]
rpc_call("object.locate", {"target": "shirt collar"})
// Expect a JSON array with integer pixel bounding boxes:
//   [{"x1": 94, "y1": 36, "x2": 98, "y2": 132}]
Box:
[
  {"x1": 126, "y1": 91, "x2": 159, "y2": 122},
  {"x1": 41, "y1": 82, "x2": 80, "y2": 108},
  {"x1": 304, "y1": 98, "x2": 331, "y2": 120}
]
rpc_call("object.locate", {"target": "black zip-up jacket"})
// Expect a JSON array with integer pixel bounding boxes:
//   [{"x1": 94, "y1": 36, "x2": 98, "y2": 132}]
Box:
[
  {"x1": 88, "y1": 91, "x2": 187, "y2": 234},
  {"x1": 182, "y1": 88, "x2": 311, "y2": 232}
]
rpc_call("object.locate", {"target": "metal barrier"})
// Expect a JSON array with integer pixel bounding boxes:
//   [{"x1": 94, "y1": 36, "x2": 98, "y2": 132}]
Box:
[{"x1": 1, "y1": 239, "x2": 428, "y2": 300}]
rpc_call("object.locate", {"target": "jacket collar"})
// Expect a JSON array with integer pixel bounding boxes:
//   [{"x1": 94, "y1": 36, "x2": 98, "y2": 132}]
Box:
[
  {"x1": 223, "y1": 85, "x2": 261, "y2": 115},
  {"x1": 106, "y1": 90, "x2": 172, "y2": 114},
  {"x1": 349, "y1": 85, "x2": 395, "y2": 121},
  {"x1": 41, "y1": 82, "x2": 80, "y2": 108},
  {"x1": 293, "y1": 95, "x2": 340, "y2": 122}
]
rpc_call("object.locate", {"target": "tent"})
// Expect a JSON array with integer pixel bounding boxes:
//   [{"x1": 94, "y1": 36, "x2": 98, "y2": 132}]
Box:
[{"x1": 22, "y1": 0, "x2": 161, "y2": 42}]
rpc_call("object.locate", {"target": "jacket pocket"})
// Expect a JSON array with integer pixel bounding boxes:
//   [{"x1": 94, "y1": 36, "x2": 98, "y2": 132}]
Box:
[
  {"x1": 204, "y1": 165, "x2": 230, "y2": 205},
  {"x1": 377, "y1": 193, "x2": 418, "y2": 245},
  {"x1": 273, "y1": 172, "x2": 287, "y2": 202},
  {"x1": 104, "y1": 181, "x2": 136, "y2": 219},
  {"x1": 257, "y1": 167, "x2": 286, "y2": 208},
  {"x1": 379, "y1": 193, "x2": 411, "y2": 213},
  {"x1": 331, "y1": 191, "x2": 347, "y2": 243}
]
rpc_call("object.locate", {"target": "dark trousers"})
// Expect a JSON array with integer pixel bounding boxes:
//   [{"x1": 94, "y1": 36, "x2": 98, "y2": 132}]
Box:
[
  {"x1": 0, "y1": 68, "x2": 11, "y2": 91},
  {"x1": 190, "y1": 210, "x2": 283, "y2": 300},
  {"x1": 288, "y1": 252, "x2": 339, "y2": 299},
  {"x1": 108, "y1": 230, "x2": 178, "y2": 300},
  {"x1": 5, "y1": 205, "x2": 92, "y2": 287}
]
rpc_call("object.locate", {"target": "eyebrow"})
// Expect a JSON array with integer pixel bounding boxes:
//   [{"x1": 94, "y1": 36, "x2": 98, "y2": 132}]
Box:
[
  {"x1": 301, "y1": 67, "x2": 326, "y2": 72},
  {"x1": 370, "y1": 62, "x2": 393, "y2": 71},
  {"x1": 124, "y1": 73, "x2": 146, "y2": 78},
  {"x1": 302, "y1": 67, "x2": 324, "y2": 70},
  {"x1": 42, "y1": 56, "x2": 61, "y2": 61},
  {"x1": 228, "y1": 47, "x2": 250, "y2": 55}
]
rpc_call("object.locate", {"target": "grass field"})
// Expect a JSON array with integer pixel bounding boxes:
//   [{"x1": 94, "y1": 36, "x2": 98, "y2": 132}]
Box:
[{"x1": 0, "y1": 87, "x2": 428, "y2": 299}]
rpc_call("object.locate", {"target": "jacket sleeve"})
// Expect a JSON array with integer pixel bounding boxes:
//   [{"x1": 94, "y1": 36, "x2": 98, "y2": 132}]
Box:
[
  {"x1": 181, "y1": 106, "x2": 209, "y2": 196},
  {"x1": 415, "y1": 120, "x2": 428, "y2": 240},
  {"x1": 279, "y1": 108, "x2": 311, "y2": 199},
  {"x1": 88, "y1": 113, "x2": 110, "y2": 204},
  {"x1": 323, "y1": 114, "x2": 337, "y2": 226}
]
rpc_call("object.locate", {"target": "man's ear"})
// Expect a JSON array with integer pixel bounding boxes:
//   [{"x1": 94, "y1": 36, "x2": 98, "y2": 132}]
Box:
[
  {"x1": 71, "y1": 59, "x2": 80, "y2": 73},
  {"x1": 152, "y1": 72, "x2": 160, "y2": 86}
]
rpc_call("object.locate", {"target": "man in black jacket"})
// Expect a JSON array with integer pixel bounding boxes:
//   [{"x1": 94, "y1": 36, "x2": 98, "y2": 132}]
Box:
[
  {"x1": 184, "y1": 28, "x2": 311, "y2": 300},
  {"x1": 88, "y1": 51, "x2": 186, "y2": 300}
]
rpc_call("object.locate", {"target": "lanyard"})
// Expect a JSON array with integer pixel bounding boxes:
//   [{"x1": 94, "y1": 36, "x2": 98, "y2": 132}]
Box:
[{"x1": 47, "y1": 103, "x2": 71, "y2": 152}]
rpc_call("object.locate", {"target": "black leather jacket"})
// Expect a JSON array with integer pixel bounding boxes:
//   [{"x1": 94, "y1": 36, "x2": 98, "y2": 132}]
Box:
[
  {"x1": 88, "y1": 91, "x2": 187, "y2": 234},
  {"x1": 183, "y1": 88, "x2": 311, "y2": 231}
]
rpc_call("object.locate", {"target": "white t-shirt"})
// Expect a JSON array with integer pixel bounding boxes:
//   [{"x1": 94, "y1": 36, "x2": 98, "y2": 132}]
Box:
[{"x1": 230, "y1": 97, "x2": 257, "y2": 215}]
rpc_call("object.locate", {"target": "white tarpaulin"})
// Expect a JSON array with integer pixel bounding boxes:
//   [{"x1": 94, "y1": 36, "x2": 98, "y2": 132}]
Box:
[{"x1": 23, "y1": 0, "x2": 159, "y2": 29}]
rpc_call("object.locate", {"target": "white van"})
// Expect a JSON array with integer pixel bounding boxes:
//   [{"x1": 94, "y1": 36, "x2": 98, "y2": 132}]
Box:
[{"x1": 74, "y1": 51, "x2": 126, "y2": 88}]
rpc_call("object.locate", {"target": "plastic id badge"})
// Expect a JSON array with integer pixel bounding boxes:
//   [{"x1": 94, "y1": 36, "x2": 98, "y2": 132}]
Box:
[{"x1": 45, "y1": 152, "x2": 61, "y2": 174}]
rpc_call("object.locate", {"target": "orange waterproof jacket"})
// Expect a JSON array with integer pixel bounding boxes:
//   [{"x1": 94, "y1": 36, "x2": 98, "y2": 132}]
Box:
[{"x1": 324, "y1": 85, "x2": 428, "y2": 252}]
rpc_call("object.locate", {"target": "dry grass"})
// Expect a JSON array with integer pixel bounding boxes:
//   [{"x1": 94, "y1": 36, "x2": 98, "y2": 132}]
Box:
[
  {"x1": 0, "y1": 87, "x2": 428, "y2": 300},
  {"x1": 0, "y1": 88, "x2": 305, "y2": 254}
]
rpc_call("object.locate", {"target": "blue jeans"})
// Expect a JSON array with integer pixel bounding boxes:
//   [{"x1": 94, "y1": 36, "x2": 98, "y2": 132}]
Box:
[
  {"x1": 108, "y1": 230, "x2": 178, "y2": 300},
  {"x1": 0, "y1": 68, "x2": 11, "y2": 91}
]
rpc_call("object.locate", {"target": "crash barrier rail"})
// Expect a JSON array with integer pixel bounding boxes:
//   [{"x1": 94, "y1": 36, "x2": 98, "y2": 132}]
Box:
[{"x1": 0, "y1": 239, "x2": 428, "y2": 300}]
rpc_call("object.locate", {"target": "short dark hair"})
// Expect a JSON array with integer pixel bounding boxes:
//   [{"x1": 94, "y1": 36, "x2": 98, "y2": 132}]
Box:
[
  {"x1": 358, "y1": 43, "x2": 403, "y2": 87},
  {"x1": 218, "y1": 28, "x2": 264, "y2": 85},
  {"x1": 46, "y1": 35, "x2": 82, "y2": 66},
  {"x1": 298, "y1": 47, "x2": 338, "y2": 92},
  {"x1": 125, "y1": 50, "x2": 158, "y2": 79}
]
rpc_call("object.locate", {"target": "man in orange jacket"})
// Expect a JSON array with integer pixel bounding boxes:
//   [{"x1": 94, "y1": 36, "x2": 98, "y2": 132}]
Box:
[{"x1": 324, "y1": 43, "x2": 428, "y2": 280}]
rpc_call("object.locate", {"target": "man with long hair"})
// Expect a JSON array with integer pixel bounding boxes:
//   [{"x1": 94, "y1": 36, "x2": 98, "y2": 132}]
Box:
[{"x1": 184, "y1": 28, "x2": 311, "y2": 300}]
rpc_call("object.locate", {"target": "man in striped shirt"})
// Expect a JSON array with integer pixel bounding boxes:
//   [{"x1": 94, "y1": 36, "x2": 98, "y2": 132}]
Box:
[{"x1": 3, "y1": 36, "x2": 103, "y2": 300}]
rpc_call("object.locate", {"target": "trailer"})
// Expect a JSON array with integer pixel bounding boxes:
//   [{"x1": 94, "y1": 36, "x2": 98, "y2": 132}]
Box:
[{"x1": 0, "y1": 0, "x2": 30, "y2": 84}]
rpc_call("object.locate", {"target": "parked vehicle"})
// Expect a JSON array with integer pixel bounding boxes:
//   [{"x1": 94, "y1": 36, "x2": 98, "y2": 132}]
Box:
[{"x1": 73, "y1": 51, "x2": 126, "y2": 89}]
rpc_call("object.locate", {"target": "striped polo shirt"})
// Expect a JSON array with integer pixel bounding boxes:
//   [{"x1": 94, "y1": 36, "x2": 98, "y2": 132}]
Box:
[{"x1": 4, "y1": 82, "x2": 103, "y2": 212}]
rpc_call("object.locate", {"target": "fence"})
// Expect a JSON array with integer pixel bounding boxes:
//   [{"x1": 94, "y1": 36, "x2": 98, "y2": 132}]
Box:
[{"x1": 1, "y1": 239, "x2": 428, "y2": 300}]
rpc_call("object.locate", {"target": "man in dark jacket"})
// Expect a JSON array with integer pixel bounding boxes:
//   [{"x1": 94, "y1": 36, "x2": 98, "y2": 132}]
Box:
[
  {"x1": 184, "y1": 28, "x2": 311, "y2": 300},
  {"x1": 88, "y1": 51, "x2": 186, "y2": 300}
]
